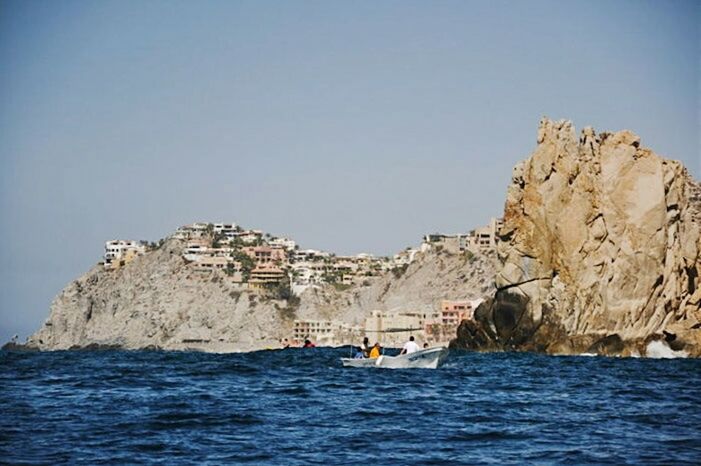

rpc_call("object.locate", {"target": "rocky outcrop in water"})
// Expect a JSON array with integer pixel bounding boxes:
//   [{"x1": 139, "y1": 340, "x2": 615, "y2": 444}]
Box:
[{"x1": 452, "y1": 118, "x2": 701, "y2": 356}]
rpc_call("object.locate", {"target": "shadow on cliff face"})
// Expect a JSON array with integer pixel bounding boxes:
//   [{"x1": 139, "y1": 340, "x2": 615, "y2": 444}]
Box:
[
  {"x1": 450, "y1": 290, "x2": 586, "y2": 354},
  {"x1": 450, "y1": 290, "x2": 544, "y2": 351},
  {"x1": 450, "y1": 303, "x2": 697, "y2": 357},
  {"x1": 450, "y1": 298, "x2": 499, "y2": 351},
  {"x1": 492, "y1": 290, "x2": 532, "y2": 346}
]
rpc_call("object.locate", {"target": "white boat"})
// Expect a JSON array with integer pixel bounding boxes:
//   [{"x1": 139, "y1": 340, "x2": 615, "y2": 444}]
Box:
[{"x1": 341, "y1": 347, "x2": 449, "y2": 369}]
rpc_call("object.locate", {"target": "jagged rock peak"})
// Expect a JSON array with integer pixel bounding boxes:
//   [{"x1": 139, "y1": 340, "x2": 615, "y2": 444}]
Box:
[{"x1": 454, "y1": 118, "x2": 701, "y2": 357}]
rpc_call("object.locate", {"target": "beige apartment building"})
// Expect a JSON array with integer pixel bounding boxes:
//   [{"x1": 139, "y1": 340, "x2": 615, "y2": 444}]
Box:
[
  {"x1": 249, "y1": 265, "x2": 286, "y2": 289},
  {"x1": 292, "y1": 319, "x2": 361, "y2": 345},
  {"x1": 192, "y1": 256, "x2": 229, "y2": 272},
  {"x1": 466, "y1": 217, "x2": 504, "y2": 252},
  {"x1": 243, "y1": 246, "x2": 287, "y2": 264},
  {"x1": 364, "y1": 310, "x2": 430, "y2": 347}
]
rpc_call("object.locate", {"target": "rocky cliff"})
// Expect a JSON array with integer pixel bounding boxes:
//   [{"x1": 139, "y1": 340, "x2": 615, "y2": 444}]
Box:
[
  {"x1": 452, "y1": 118, "x2": 701, "y2": 356},
  {"x1": 23, "y1": 240, "x2": 496, "y2": 352}
]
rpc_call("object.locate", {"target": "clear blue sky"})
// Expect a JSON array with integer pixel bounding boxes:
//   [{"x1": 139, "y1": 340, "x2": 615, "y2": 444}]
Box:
[{"x1": 1, "y1": 0, "x2": 699, "y2": 343}]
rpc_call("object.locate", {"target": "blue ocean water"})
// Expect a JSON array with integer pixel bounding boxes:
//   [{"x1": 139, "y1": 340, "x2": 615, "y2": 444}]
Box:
[{"x1": 1, "y1": 348, "x2": 700, "y2": 465}]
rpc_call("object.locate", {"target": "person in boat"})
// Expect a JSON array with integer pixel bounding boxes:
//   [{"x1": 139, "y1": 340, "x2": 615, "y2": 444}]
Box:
[
  {"x1": 303, "y1": 339, "x2": 315, "y2": 348},
  {"x1": 282, "y1": 338, "x2": 290, "y2": 349},
  {"x1": 360, "y1": 337, "x2": 370, "y2": 357},
  {"x1": 399, "y1": 335, "x2": 420, "y2": 355},
  {"x1": 423, "y1": 342, "x2": 429, "y2": 349},
  {"x1": 354, "y1": 337, "x2": 370, "y2": 358},
  {"x1": 369, "y1": 342, "x2": 381, "y2": 359}
]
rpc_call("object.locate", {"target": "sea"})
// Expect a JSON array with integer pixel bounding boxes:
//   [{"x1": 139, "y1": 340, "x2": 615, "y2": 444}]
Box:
[{"x1": 2, "y1": 348, "x2": 700, "y2": 465}]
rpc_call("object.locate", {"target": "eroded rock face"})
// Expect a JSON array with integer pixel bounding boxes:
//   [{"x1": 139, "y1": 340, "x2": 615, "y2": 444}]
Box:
[{"x1": 453, "y1": 118, "x2": 701, "y2": 356}]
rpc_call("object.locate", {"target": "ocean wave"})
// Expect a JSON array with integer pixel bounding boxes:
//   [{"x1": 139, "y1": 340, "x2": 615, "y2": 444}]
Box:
[
  {"x1": 646, "y1": 340, "x2": 689, "y2": 359},
  {"x1": 1, "y1": 348, "x2": 700, "y2": 465}
]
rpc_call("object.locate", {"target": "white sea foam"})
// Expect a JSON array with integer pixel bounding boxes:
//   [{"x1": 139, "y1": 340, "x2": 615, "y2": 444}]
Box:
[{"x1": 645, "y1": 340, "x2": 688, "y2": 359}]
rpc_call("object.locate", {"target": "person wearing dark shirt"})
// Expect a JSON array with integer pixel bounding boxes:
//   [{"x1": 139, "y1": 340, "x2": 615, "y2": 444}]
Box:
[{"x1": 360, "y1": 337, "x2": 370, "y2": 357}]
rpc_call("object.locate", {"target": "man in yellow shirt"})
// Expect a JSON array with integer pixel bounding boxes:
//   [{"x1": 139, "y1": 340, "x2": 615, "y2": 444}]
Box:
[{"x1": 369, "y1": 342, "x2": 381, "y2": 358}]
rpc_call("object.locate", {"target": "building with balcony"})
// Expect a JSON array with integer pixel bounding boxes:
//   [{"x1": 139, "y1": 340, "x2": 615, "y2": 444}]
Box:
[
  {"x1": 268, "y1": 237, "x2": 297, "y2": 250},
  {"x1": 466, "y1": 217, "x2": 504, "y2": 252},
  {"x1": 173, "y1": 222, "x2": 210, "y2": 239},
  {"x1": 249, "y1": 265, "x2": 286, "y2": 289},
  {"x1": 193, "y1": 255, "x2": 230, "y2": 272},
  {"x1": 440, "y1": 300, "x2": 474, "y2": 325},
  {"x1": 213, "y1": 223, "x2": 238, "y2": 238},
  {"x1": 292, "y1": 249, "x2": 330, "y2": 263},
  {"x1": 243, "y1": 246, "x2": 287, "y2": 264},
  {"x1": 422, "y1": 233, "x2": 468, "y2": 254},
  {"x1": 104, "y1": 240, "x2": 146, "y2": 269},
  {"x1": 183, "y1": 238, "x2": 210, "y2": 261},
  {"x1": 237, "y1": 230, "x2": 264, "y2": 245},
  {"x1": 292, "y1": 319, "x2": 361, "y2": 345}
]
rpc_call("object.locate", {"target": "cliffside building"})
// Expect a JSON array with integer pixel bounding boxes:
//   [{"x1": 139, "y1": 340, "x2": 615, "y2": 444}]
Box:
[
  {"x1": 193, "y1": 256, "x2": 230, "y2": 272},
  {"x1": 249, "y1": 265, "x2": 286, "y2": 289},
  {"x1": 243, "y1": 246, "x2": 287, "y2": 264},
  {"x1": 213, "y1": 223, "x2": 238, "y2": 238},
  {"x1": 466, "y1": 217, "x2": 503, "y2": 252},
  {"x1": 392, "y1": 248, "x2": 419, "y2": 267},
  {"x1": 238, "y1": 230, "x2": 264, "y2": 245},
  {"x1": 421, "y1": 218, "x2": 503, "y2": 255},
  {"x1": 104, "y1": 240, "x2": 146, "y2": 269},
  {"x1": 268, "y1": 237, "x2": 297, "y2": 250},
  {"x1": 292, "y1": 249, "x2": 330, "y2": 263},
  {"x1": 423, "y1": 234, "x2": 468, "y2": 254},
  {"x1": 173, "y1": 222, "x2": 210, "y2": 239},
  {"x1": 440, "y1": 300, "x2": 474, "y2": 325}
]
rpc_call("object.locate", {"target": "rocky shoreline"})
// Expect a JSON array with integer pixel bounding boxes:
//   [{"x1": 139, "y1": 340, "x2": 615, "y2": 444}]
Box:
[
  {"x1": 15, "y1": 237, "x2": 495, "y2": 353},
  {"x1": 450, "y1": 298, "x2": 696, "y2": 358}
]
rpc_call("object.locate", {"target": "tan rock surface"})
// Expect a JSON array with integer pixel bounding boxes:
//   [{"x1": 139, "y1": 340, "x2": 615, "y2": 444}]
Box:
[{"x1": 454, "y1": 118, "x2": 701, "y2": 356}]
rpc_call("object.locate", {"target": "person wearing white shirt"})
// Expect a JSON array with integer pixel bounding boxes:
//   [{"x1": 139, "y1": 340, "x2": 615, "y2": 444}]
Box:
[{"x1": 400, "y1": 335, "x2": 420, "y2": 355}]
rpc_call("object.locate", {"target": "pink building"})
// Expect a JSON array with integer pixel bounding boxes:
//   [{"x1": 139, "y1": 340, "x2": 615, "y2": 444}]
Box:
[{"x1": 440, "y1": 300, "x2": 474, "y2": 325}]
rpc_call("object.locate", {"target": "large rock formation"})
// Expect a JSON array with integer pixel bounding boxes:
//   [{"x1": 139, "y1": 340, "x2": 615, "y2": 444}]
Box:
[
  {"x1": 22, "y1": 240, "x2": 496, "y2": 352},
  {"x1": 453, "y1": 118, "x2": 701, "y2": 356}
]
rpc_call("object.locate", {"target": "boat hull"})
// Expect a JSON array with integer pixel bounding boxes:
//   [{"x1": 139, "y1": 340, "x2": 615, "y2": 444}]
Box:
[
  {"x1": 340, "y1": 357, "x2": 377, "y2": 368},
  {"x1": 377, "y1": 347, "x2": 449, "y2": 369},
  {"x1": 341, "y1": 347, "x2": 449, "y2": 369}
]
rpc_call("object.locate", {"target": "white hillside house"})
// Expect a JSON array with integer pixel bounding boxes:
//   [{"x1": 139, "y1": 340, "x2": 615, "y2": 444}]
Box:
[{"x1": 104, "y1": 240, "x2": 146, "y2": 269}]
